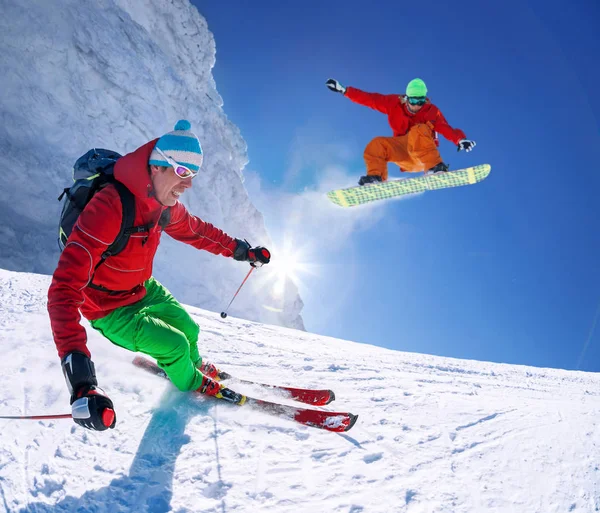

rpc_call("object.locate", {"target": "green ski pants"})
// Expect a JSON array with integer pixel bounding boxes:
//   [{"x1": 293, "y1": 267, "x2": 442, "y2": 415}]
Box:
[{"x1": 91, "y1": 277, "x2": 205, "y2": 391}]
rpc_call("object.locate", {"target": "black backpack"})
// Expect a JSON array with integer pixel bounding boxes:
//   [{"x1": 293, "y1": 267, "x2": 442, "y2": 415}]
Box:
[{"x1": 57, "y1": 148, "x2": 169, "y2": 270}]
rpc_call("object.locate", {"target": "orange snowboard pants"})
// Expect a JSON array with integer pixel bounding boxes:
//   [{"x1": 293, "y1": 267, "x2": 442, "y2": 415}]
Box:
[{"x1": 363, "y1": 124, "x2": 442, "y2": 180}]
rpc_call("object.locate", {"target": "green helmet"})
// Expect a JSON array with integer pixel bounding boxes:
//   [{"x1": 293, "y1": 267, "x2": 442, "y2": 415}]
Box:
[{"x1": 406, "y1": 78, "x2": 427, "y2": 97}]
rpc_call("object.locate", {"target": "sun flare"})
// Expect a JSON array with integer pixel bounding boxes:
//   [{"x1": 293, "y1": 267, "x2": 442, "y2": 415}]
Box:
[{"x1": 261, "y1": 236, "x2": 316, "y2": 304}]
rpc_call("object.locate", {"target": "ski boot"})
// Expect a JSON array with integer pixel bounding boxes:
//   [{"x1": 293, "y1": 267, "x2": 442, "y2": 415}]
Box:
[
  {"x1": 358, "y1": 174, "x2": 383, "y2": 186},
  {"x1": 197, "y1": 359, "x2": 231, "y2": 381},
  {"x1": 217, "y1": 387, "x2": 247, "y2": 405},
  {"x1": 197, "y1": 374, "x2": 247, "y2": 405},
  {"x1": 424, "y1": 162, "x2": 449, "y2": 176}
]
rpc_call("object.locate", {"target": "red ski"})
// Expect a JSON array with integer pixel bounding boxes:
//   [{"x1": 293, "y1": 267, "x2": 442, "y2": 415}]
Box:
[
  {"x1": 244, "y1": 398, "x2": 358, "y2": 432},
  {"x1": 132, "y1": 356, "x2": 357, "y2": 433},
  {"x1": 219, "y1": 373, "x2": 334, "y2": 406},
  {"x1": 133, "y1": 355, "x2": 334, "y2": 406}
]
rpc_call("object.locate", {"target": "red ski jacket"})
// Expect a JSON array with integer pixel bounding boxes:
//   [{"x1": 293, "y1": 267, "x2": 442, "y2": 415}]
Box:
[
  {"x1": 47, "y1": 139, "x2": 238, "y2": 359},
  {"x1": 344, "y1": 86, "x2": 466, "y2": 144}
]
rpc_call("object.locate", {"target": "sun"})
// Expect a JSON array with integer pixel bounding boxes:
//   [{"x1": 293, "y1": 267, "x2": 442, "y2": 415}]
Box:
[
  {"x1": 261, "y1": 236, "x2": 316, "y2": 303},
  {"x1": 270, "y1": 250, "x2": 302, "y2": 284}
]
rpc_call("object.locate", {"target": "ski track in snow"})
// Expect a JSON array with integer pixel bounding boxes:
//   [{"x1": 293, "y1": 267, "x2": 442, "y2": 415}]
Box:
[{"x1": 1, "y1": 269, "x2": 599, "y2": 512}]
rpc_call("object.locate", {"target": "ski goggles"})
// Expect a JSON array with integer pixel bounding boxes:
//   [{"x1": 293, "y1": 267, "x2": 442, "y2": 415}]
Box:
[
  {"x1": 407, "y1": 96, "x2": 427, "y2": 106},
  {"x1": 155, "y1": 148, "x2": 199, "y2": 179}
]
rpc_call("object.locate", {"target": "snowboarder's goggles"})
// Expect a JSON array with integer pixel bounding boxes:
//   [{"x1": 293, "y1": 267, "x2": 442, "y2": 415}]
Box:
[
  {"x1": 407, "y1": 96, "x2": 427, "y2": 106},
  {"x1": 155, "y1": 148, "x2": 199, "y2": 179}
]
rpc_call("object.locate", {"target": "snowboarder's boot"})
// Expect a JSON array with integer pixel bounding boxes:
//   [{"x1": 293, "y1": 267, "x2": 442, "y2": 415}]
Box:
[
  {"x1": 358, "y1": 174, "x2": 383, "y2": 186},
  {"x1": 425, "y1": 162, "x2": 449, "y2": 175}
]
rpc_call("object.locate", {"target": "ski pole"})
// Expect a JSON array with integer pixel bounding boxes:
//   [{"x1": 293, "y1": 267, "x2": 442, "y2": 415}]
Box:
[
  {"x1": 0, "y1": 413, "x2": 72, "y2": 420},
  {"x1": 220, "y1": 267, "x2": 254, "y2": 319}
]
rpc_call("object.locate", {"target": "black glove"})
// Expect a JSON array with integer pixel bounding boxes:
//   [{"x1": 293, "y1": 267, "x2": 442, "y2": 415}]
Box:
[
  {"x1": 457, "y1": 139, "x2": 476, "y2": 152},
  {"x1": 233, "y1": 239, "x2": 271, "y2": 268},
  {"x1": 326, "y1": 78, "x2": 346, "y2": 94},
  {"x1": 61, "y1": 352, "x2": 116, "y2": 431}
]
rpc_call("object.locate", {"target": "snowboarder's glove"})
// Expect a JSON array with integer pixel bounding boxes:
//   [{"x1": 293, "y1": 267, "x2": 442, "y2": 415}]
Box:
[
  {"x1": 326, "y1": 78, "x2": 346, "y2": 95},
  {"x1": 457, "y1": 139, "x2": 476, "y2": 152},
  {"x1": 233, "y1": 239, "x2": 271, "y2": 268},
  {"x1": 61, "y1": 352, "x2": 116, "y2": 431}
]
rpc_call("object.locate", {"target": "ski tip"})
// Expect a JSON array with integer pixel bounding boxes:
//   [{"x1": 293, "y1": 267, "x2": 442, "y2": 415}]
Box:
[
  {"x1": 344, "y1": 414, "x2": 359, "y2": 431},
  {"x1": 325, "y1": 390, "x2": 335, "y2": 405}
]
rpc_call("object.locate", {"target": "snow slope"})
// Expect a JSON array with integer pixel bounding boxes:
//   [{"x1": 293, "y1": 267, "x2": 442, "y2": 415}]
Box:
[
  {"x1": 0, "y1": 0, "x2": 304, "y2": 329},
  {"x1": 0, "y1": 268, "x2": 598, "y2": 513}
]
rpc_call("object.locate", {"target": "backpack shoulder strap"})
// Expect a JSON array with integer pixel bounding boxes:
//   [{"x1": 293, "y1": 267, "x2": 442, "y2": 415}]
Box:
[
  {"x1": 89, "y1": 182, "x2": 154, "y2": 292},
  {"x1": 101, "y1": 181, "x2": 135, "y2": 260}
]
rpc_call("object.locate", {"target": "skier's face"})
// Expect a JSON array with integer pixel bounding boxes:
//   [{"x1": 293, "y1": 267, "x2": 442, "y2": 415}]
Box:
[{"x1": 150, "y1": 165, "x2": 193, "y2": 206}]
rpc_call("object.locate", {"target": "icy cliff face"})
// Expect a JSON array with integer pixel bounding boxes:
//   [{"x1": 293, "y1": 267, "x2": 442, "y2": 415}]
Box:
[{"x1": 0, "y1": 0, "x2": 304, "y2": 329}]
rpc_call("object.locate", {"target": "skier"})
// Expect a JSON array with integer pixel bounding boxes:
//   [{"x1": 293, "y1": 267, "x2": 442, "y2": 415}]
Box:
[
  {"x1": 326, "y1": 78, "x2": 476, "y2": 185},
  {"x1": 48, "y1": 120, "x2": 271, "y2": 431}
]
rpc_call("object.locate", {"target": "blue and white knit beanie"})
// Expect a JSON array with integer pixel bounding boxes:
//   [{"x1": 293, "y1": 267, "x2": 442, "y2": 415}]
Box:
[{"x1": 149, "y1": 120, "x2": 203, "y2": 172}]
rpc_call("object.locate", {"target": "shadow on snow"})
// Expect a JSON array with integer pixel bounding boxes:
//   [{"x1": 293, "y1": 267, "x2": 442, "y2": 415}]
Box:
[{"x1": 18, "y1": 392, "x2": 228, "y2": 513}]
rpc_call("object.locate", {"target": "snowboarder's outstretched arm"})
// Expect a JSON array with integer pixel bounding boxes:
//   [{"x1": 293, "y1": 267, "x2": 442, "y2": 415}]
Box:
[
  {"x1": 327, "y1": 78, "x2": 395, "y2": 114},
  {"x1": 345, "y1": 87, "x2": 397, "y2": 114},
  {"x1": 431, "y1": 109, "x2": 468, "y2": 145}
]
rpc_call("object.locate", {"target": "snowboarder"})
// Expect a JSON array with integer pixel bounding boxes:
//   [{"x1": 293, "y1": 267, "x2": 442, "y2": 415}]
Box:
[
  {"x1": 48, "y1": 120, "x2": 271, "y2": 431},
  {"x1": 325, "y1": 78, "x2": 476, "y2": 185}
]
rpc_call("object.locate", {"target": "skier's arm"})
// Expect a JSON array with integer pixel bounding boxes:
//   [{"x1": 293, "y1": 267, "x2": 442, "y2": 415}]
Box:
[
  {"x1": 431, "y1": 108, "x2": 467, "y2": 145},
  {"x1": 344, "y1": 87, "x2": 395, "y2": 114},
  {"x1": 164, "y1": 202, "x2": 238, "y2": 257},
  {"x1": 47, "y1": 189, "x2": 121, "y2": 359}
]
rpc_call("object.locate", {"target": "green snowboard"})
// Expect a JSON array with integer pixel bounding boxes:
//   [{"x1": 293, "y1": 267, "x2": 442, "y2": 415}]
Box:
[{"x1": 327, "y1": 164, "x2": 491, "y2": 208}]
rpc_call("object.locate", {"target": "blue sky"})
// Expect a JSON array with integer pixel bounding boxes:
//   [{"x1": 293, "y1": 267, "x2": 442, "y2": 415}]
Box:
[{"x1": 193, "y1": 0, "x2": 600, "y2": 372}]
